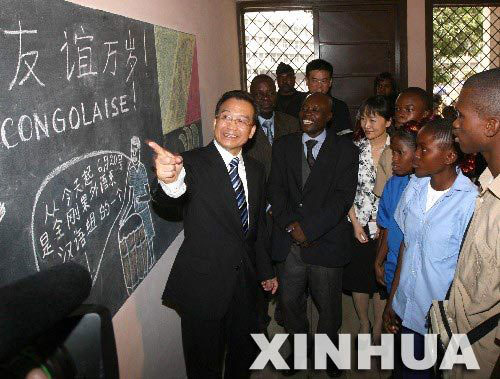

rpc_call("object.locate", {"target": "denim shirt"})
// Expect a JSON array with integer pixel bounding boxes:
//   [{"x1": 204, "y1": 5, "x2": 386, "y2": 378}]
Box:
[{"x1": 392, "y1": 171, "x2": 478, "y2": 335}]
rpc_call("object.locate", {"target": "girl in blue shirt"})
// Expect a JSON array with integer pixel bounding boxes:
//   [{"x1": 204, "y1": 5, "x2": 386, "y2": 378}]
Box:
[
  {"x1": 375, "y1": 122, "x2": 421, "y2": 295},
  {"x1": 383, "y1": 118, "x2": 478, "y2": 378}
]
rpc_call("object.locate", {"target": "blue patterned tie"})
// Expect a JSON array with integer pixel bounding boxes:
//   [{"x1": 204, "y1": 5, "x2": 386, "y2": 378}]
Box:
[
  {"x1": 262, "y1": 120, "x2": 273, "y2": 145},
  {"x1": 229, "y1": 157, "x2": 249, "y2": 235}
]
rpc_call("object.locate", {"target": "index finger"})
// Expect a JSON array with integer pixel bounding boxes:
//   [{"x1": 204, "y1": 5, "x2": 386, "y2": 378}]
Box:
[{"x1": 146, "y1": 140, "x2": 174, "y2": 158}]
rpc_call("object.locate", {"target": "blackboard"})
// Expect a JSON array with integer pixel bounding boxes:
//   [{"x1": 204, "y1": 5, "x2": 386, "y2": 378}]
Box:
[{"x1": 0, "y1": 0, "x2": 202, "y2": 315}]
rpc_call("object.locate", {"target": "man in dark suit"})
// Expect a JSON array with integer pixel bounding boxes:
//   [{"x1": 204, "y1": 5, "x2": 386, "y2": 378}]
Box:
[
  {"x1": 268, "y1": 92, "x2": 358, "y2": 377},
  {"x1": 246, "y1": 74, "x2": 300, "y2": 177},
  {"x1": 275, "y1": 62, "x2": 306, "y2": 118},
  {"x1": 286, "y1": 59, "x2": 352, "y2": 134},
  {"x1": 148, "y1": 90, "x2": 278, "y2": 378},
  {"x1": 245, "y1": 74, "x2": 300, "y2": 332}
]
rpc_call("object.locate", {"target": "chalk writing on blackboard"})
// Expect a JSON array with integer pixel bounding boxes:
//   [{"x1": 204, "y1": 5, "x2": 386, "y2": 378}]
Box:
[
  {"x1": 31, "y1": 137, "x2": 155, "y2": 294},
  {"x1": 4, "y1": 20, "x2": 45, "y2": 90},
  {"x1": 0, "y1": 0, "x2": 200, "y2": 314},
  {"x1": 0, "y1": 202, "x2": 5, "y2": 223}
]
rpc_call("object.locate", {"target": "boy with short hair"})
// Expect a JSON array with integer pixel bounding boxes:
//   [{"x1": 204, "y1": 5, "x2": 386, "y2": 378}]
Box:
[
  {"x1": 448, "y1": 68, "x2": 500, "y2": 379},
  {"x1": 373, "y1": 87, "x2": 433, "y2": 197}
]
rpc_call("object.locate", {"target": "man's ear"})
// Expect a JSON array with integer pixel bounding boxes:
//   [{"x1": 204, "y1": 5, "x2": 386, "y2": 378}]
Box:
[
  {"x1": 326, "y1": 111, "x2": 333, "y2": 123},
  {"x1": 484, "y1": 117, "x2": 500, "y2": 138},
  {"x1": 305, "y1": 76, "x2": 311, "y2": 89},
  {"x1": 248, "y1": 125, "x2": 257, "y2": 139}
]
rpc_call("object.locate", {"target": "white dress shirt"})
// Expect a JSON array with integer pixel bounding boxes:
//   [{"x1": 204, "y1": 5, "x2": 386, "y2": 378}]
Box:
[{"x1": 159, "y1": 141, "x2": 250, "y2": 223}]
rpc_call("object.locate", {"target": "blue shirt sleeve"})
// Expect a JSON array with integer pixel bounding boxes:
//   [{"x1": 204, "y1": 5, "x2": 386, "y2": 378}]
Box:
[
  {"x1": 377, "y1": 180, "x2": 392, "y2": 228},
  {"x1": 394, "y1": 179, "x2": 413, "y2": 236}
]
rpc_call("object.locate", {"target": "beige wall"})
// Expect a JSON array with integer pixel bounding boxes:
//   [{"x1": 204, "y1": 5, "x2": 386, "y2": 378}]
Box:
[
  {"x1": 61, "y1": 1, "x2": 427, "y2": 377},
  {"x1": 67, "y1": 1, "x2": 240, "y2": 377},
  {"x1": 407, "y1": 0, "x2": 427, "y2": 88}
]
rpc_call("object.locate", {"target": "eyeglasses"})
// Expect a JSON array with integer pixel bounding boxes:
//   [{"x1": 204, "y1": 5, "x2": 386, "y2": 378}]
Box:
[
  {"x1": 309, "y1": 78, "x2": 331, "y2": 85},
  {"x1": 216, "y1": 113, "x2": 253, "y2": 128}
]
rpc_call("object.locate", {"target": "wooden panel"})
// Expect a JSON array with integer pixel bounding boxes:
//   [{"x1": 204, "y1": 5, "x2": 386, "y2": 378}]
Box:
[
  {"x1": 331, "y1": 76, "x2": 375, "y2": 105},
  {"x1": 319, "y1": 10, "x2": 394, "y2": 43},
  {"x1": 319, "y1": 43, "x2": 392, "y2": 75}
]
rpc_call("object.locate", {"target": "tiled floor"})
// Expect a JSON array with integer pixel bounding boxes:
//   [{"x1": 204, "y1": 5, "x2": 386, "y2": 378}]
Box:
[{"x1": 251, "y1": 293, "x2": 393, "y2": 378}]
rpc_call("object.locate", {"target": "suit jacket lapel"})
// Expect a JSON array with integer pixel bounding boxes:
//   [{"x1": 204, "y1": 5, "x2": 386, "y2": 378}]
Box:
[
  {"x1": 290, "y1": 133, "x2": 303, "y2": 192},
  {"x1": 205, "y1": 142, "x2": 245, "y2": 239},
  {"x1": 243, "y1": 155, "x2": 259, "y2": 232},
  {"x1": 274, "y1": 112, "x2": 286, "y2": 139},
  {"x1": 255, "y1": 122, "x2": 272, "y2": 149},
  {"x1": 303, "y1": 131, "x2": 336, "y2": 195}
]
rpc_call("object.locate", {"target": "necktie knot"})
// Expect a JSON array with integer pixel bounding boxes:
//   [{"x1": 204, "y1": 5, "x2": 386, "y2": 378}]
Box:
[
  {"x1": 305, "y1": 139, "x2": 318, "y2": 151},
  {"x1": 229, "y1": 157, "x2": 239, "y2": 169}
]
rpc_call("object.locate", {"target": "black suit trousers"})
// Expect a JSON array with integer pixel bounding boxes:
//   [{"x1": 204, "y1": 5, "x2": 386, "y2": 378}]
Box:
[
  {"x1": 277, "y1": 244, "x2": 343, "y2": 349},
  {"x1": 180, "y1": 260, "x2": 259, "y2": 379}
]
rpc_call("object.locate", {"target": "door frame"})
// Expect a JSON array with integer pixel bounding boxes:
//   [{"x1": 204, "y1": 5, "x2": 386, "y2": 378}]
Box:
[{"x1": 237, "y1": 0, "x2": 408, "y2": 91}]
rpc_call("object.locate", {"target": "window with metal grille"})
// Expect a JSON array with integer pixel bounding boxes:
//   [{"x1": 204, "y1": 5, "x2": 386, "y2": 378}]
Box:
[
  {"x1": 432, "y1": 4, "x2": 499, "y2": 106},
  {"x1": 242, "y1": 10, "x2": 314, "y2": 91}
]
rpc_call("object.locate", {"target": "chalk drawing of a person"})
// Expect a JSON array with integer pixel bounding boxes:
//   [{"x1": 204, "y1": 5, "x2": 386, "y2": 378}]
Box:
[{"x1": 117, "y1": 137, "x2": 155, "y2": 294}]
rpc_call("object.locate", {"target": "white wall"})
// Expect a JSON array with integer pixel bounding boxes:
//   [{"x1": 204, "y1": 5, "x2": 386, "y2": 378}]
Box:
[{"x1": 67, "y1": 1, "x2": 241, "y2": 377}]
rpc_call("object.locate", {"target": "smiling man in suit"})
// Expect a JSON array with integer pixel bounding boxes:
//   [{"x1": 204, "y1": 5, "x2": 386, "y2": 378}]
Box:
[
  {"x1": 268, "y1": 92, "x2": 358, "y2": 377},
  {"x1": 148, "y1": 90, "x2": 278, "y2": 378},
  {"x1": 245, "y1": 74, "x2": 300, "y2": 177}
]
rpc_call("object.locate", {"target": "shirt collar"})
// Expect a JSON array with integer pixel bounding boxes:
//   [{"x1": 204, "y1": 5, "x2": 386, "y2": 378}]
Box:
[
  {"x1": 302, "y1": 128, "x2": 327, "y2": 145},
  {"x1": 410, "y1": 169, "x2": 475, "y2": 193},
  {"x1": 213, "y1": 139, "x2": 243, "y2": 168},
  {"x1": 479, "y1": 167, "x2": 500, "y2": 198},
  {"x1": 258, "y1": 113, "x2": 275, "y2": 126}
]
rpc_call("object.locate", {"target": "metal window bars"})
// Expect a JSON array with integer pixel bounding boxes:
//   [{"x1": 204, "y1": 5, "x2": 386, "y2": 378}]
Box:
[
  {"x1": 432, "y1": 6, "x2": 499, "y2": 105},
  {"x1": 243, "y1": 10, "x2": 314, "y2": 92}
]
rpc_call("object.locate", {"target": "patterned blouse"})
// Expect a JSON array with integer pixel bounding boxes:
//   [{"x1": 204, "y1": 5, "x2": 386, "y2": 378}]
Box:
[{"x1": 351, "y1": 136, "x2": 390, "y2": 226}]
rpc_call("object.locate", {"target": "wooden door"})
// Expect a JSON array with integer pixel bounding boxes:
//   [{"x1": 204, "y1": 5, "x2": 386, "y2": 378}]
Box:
[{"x1": 316, "y1": 2, "x2": 406, "y2": 122}]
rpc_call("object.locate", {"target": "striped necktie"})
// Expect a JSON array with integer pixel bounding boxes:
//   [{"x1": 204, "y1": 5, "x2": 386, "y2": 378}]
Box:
[{"x1": 229, "y1": 157, "x2": 248, "y2": 235}]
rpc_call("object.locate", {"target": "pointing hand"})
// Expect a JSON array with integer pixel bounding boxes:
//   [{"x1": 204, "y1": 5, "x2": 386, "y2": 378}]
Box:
[{"x1": 147, "y1": 140, "x2": 183, "y2": 184}]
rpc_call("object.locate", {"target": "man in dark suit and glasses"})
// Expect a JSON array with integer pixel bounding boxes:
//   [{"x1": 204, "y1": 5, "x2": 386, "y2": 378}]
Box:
[
  {"x1": 286, "y1": 59, "x2": 352, "y2": 135},
  {"x1": 268, "y1": 92, "x2": 358, "y2": 377},
  {"x1": 148, "y1": 90, "x2": 278, "y2": 378}
]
